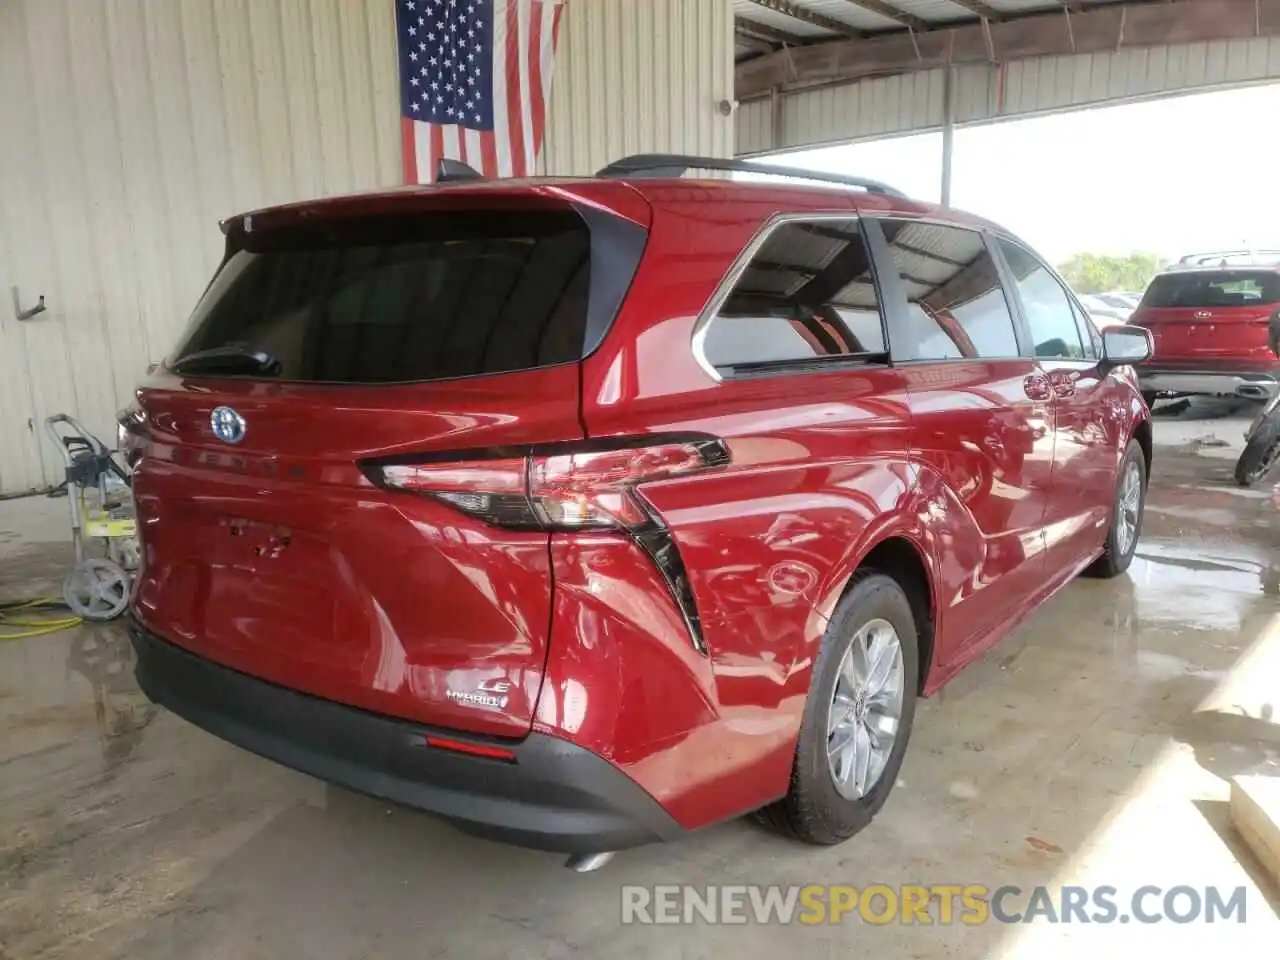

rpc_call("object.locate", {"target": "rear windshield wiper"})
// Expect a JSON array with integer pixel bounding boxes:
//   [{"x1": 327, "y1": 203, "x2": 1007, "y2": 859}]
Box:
[{"x1": 171, "y1": 346, "x2": 281, "y2": 376}]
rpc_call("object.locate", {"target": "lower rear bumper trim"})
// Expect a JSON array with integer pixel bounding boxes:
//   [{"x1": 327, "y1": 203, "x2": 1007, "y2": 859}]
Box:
[
  {"x1": 129, "y1": 621, "x2": 683, "y2": 854},
  {"x1": 1137, "y1": 369, "x2": 1279, "y2": 400}
]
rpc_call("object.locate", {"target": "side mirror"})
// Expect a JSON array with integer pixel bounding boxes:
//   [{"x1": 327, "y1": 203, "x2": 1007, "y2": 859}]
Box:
[{"x1": 1101, "y1": 325, "x2": 1153, "y2": 365}]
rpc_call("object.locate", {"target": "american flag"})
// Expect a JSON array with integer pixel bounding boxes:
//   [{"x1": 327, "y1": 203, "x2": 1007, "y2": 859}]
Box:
[{"x1": 396, "y1": 0, "x2": 564, "y2": 183}]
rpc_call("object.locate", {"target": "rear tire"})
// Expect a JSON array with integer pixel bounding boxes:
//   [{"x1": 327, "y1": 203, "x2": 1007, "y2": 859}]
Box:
[
  {"x1": 1087, "y1": 440, "x2": 1146, "y2": 579},
  {"x1": 759, "y1": 573, "x2": 918, "y2": 845},
  {"x1": 1234, "y1": 416, "x2": 1280, "y2": 487}
]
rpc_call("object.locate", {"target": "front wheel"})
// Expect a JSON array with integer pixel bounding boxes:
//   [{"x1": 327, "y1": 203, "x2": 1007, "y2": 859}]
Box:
[
  {"x1": 757, "y1": 573, "x2": 919, "y2": 845},
  {"x1": 1087, "y1": 440, "x2": 1146, "y2": 579},
  {"x1": 1234, "y1": 415, "x2": 1280, "y2": 486}
]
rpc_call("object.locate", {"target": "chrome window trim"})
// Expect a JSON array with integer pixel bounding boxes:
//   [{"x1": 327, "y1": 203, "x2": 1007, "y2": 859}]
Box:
[{"x1": 690, "y1": 212, "x2": 884, "y2": 383}]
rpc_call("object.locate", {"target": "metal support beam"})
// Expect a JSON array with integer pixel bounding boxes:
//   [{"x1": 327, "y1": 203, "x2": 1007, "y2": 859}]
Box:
[
  {"x1": 736, "y1": 19, "x2": 807, "y2": 46},
  {"x1": 948, "y1": 0, "x2": 1002, "y2": 18},
  {"x1": 940, "y1": 65, "x2": 955, "y2": 207},
  {"x1": 771, "y1": 85, "x2": 784, "y2": 151},
  {"x1": 736, "y1": 33, "x2": 774, "y2": 56},
  {"x1": 744, "y1": 0, "x2": 864, "y2": 39},
  {"x1": 838, "y1": 1, "x2": 929, "y2": 32},
  {"x1": 737, "y1": 0, "x2": 1280, "y2": 99}
]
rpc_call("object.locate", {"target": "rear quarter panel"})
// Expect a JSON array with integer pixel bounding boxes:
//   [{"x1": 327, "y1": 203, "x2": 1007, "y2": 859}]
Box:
[{"x1": 560, "y1": 187, "x2": 934, "y2": 827}]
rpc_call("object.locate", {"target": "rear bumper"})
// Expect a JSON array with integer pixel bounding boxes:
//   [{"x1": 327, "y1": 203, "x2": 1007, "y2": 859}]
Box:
[
  {"x1": 1137, "y1": 368, "x2": 1278, "y2": 400},
  {"x1": 129, "y1": 622, "x2": 683, "y2": 854}
]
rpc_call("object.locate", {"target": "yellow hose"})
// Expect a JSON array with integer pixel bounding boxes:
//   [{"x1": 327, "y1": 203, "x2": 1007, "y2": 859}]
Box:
[{"x1": 0, "y1": 597, "x2": 83, "y2": 640}]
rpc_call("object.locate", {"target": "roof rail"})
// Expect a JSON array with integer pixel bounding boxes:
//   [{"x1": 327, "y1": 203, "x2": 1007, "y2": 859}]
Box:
[
  {"x1": 595, "y1": 153, "x2": 908, "y2": 199},
  {"x1": 1175, "y1": 249, "x2": 1280, "y2": 268}
]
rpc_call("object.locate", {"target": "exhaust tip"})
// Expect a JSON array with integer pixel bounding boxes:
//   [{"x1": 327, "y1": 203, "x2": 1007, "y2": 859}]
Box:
[
  {"x1": 565, "y1": 852, "x2": 615, "y2": 872},
  {"x1": 1236, "y1": 385, "x2": 1270, "y2": 400}
]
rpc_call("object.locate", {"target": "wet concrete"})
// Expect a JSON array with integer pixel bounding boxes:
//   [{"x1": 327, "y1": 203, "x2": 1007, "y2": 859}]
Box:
[{"x1": 2, "y1": 415, "x2": 1279, "y2": 959}]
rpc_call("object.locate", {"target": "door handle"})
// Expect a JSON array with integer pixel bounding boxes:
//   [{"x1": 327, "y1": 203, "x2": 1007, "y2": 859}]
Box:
[
  {"x1": 1047, "y1": 370, "x2": 1078, "y2": 399},
  {"x1": 1023, "y1": 374, "x2": 1052, "y2": 402}
]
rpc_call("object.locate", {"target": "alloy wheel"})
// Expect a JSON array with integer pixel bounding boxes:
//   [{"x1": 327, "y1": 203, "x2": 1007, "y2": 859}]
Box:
[
  {"x1": 826, "y1": 617, "x2": 905, "y2": 800},
  {"x1": 1116, "y1": 460, "x2": 1142, "y2": 557}
]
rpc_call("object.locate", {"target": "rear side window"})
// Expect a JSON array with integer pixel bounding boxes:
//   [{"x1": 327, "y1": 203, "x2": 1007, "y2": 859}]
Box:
[
  {"x1": 997, "y1": 238, "x2": 1086, "y2": 360},
  {"x1": 700, "y1": 219, "x2": 886, "y2": 373},
  {"x1": 1142, "y1": 271, "x2": 1280, "y2": 308},
  {"x1": 173, "y1": 210, "x2": 592, "y2": 383},
  {"x1": 878, "y1": 220, "x2": 1020, "y2": 361}
]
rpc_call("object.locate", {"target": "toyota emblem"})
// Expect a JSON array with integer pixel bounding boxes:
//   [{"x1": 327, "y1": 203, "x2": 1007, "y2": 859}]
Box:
[{"x1": 210, "y1": 406, "x2": 246, "y2": 444}]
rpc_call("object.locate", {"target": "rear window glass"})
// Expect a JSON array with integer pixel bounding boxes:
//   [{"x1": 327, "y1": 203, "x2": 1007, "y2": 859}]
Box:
[
  {"x1": 172, "y1": 210, "x2": 592, "y2": 383},
  {"x1": 1142, "y1": 271, "x2": 1280, "y2": 309}
]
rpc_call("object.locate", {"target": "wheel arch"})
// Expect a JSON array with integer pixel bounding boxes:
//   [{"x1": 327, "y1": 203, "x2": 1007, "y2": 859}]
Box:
[
  {"x1": 821, "y1": 530, "x2": 938, "y2": 696},
  {"x1": 1131, "y1": 416, "x2": 1153, "y2": 478}
]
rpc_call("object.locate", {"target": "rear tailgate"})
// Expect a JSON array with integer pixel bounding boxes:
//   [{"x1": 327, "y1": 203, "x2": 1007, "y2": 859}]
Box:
[
  {"x1": 1134, "y1": 269, "x2": 1280, "y2": 365},
  {"x1": 128, "y1": 185, "x2": 648, "y2": 738}
]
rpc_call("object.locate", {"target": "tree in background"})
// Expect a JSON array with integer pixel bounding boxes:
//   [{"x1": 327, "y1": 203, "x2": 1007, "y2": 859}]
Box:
[{"x1": 1057, "y1": 252, "x2": 1167, "y2": 294}]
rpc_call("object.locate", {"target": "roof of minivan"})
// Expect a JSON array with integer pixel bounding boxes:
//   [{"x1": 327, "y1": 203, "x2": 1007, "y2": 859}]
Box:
[
  {"x1": 1156, "y1": 264, "x2": 1280, "y2": 277},
  {"x1": 224, "y1": 175, "x2": 1005, "y2": 240}
]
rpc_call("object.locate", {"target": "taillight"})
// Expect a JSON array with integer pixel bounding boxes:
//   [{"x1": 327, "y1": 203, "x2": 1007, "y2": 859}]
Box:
[
  {"x1": 116, "y1": 406, "x2": 149, "y2": 467},
  {"x1": 365, "y1": 437, "x2": 729, "y2": 534},
  {"x1": 361, "y1": 436, "x2": 730, "y2": 655}
]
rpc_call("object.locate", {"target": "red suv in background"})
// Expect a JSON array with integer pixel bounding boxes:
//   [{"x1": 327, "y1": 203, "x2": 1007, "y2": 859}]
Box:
[
  {"x1": 1131, "y1": 253, "x2": 1280, "y2": 404},
  {"x1": 122, "y1": 155, "x2": 1154, "y2": 865}
]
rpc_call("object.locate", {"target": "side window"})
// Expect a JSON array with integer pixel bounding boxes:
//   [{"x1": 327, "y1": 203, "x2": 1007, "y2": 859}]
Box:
[
  {"x1": 878, "y1": 220, "x2": 1020, "y2": 361},
  {"x1": 701, "y1": 219, "x2": 885, "y2": 373},
  {"x1": 1071, "y1": 298, "x2": 1101, "y2": 360},
  {"x1": 997, "y1": 238, "x2": 1086, "y2": 360}
]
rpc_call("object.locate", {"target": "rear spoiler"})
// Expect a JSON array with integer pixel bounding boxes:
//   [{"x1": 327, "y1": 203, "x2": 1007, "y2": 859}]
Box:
[{"x1": 219, "y1": 160, "x2": 490, "y2": 236}]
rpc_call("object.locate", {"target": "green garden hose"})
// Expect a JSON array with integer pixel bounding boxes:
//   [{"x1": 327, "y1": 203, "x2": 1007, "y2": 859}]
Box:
[{"x1": 0, "y1": 597, "x2": 83, "y2": 640}]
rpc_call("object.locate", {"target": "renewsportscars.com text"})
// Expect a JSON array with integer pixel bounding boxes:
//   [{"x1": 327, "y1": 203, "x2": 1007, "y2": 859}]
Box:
[{"x1": 620, "y1": 884, "x2": 1248, "y2": 926}]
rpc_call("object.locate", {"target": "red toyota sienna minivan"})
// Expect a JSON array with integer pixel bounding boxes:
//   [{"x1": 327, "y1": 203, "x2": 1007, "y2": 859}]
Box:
[{"x1": 123, "y1": 155, "x2": 1154, "y2": 865}]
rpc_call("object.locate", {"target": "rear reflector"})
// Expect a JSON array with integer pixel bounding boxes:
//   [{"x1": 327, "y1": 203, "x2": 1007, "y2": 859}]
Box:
[{"x1": 424, "y1": 735, "x2": 518, "y2": 762}]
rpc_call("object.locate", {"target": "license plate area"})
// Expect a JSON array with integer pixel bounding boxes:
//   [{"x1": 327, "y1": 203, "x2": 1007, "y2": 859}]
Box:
[
  {"x1": 220, "y1": 516, "x2": 298, "y2": 572},
  {"x1": 203, "y1": 516, "x2": 346, "y2": 651}
]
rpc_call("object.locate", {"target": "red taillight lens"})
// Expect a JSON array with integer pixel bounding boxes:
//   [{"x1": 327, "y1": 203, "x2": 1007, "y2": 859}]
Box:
[
  {"x1": 378, "y1": 457, "x2": 540, "y2": 527},
  {"x1": 530, "y1": 443, "x2": 714, "y2": 529},
  {"x1": 364, "y1": 437, "x2": 728, "y2": 532},
  {"x1": 116, "y1": 406, "x2": 149, "y2": 467},
  {"x1": 381, "y1": 459, "x2": 527, "y2": 494}
]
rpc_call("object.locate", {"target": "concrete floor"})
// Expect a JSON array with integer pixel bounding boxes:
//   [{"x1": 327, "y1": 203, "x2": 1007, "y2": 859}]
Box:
[{"x1": 2, "y1": 404, "x2": 1279, "y2": 959}]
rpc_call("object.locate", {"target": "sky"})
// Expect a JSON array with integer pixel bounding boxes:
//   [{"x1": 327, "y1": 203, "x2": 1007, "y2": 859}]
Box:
[{"x1": 760, "y1": 81, "x2": 1280, "y2": 267}]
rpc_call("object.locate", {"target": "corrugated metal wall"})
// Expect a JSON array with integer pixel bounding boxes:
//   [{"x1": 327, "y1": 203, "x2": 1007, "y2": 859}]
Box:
[
  {"x1": 0, "y1": 0, "x2": 734, "y2": 495},
  {"x1": 0, "y1": 0, "x2": 403, "y2": 494},
  {"x1": 738, "y1": 36, "x2": 1280, "y2": 155},
  {"x1": 542, "y1": 0, "x2": 735, "y2": 175}
]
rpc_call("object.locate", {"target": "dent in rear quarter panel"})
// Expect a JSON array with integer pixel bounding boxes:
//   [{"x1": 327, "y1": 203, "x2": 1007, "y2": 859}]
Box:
[
  {"x1": 537, "y1": 534, "x2": 720, "y2": 815},
  {"x1": 561, "y1": 185, "x2": 927, "y2": 829}
]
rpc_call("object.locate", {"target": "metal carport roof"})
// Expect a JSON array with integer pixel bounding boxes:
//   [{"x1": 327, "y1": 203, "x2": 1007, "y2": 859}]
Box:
[{"x1": 735, "y1": 0, "x2": 1280, "y2": 97}]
